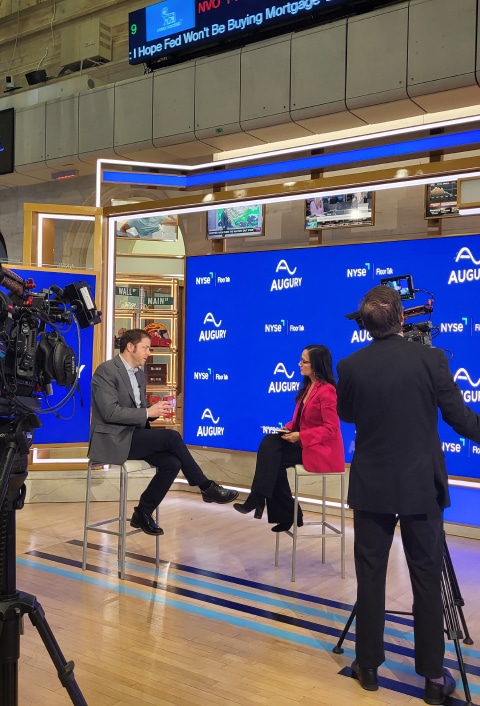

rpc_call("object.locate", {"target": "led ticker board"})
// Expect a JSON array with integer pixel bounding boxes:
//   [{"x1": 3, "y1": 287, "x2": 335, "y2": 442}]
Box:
[
  {"x1": 184, "y1": 233, "x2": 480, "y2": 519},
  {"x1": 128, "y1": 0, "x2": 401, "y2": 68},
  {"x1": 0, "y1": 108, "x2": 14, "y2": 175}
]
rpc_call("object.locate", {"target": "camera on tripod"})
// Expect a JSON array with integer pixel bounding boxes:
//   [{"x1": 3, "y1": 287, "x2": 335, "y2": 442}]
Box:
[
  {"x1": 345, "y1": 274, "x2": 437, "y2": 346},
  {"x1": 0, "y1": 263, "x2": 101, "y2": 402}
]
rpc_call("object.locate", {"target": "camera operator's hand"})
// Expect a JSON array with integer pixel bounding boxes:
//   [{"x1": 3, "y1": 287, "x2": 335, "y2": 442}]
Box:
[
  {"x1": 282, "y1": 431, "x2": 300, "y2": 444},
  {"x1": 147, "y1": 400, "x2": 172, "y2": 419}
]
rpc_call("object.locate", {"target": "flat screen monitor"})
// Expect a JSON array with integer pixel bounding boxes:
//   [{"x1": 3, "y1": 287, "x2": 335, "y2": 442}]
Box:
[
  {"x1": 0, "y1": 108, "x2": 14, "y2": 175},
  {"x1": 380, "y1": 274, "x2": 415, "y2": 300},
  {"x1": 305, "y1": 192, "x2": 374, "y2": 229},
  {"x1": 115, "y1": 214, "x2": 178, "y2": 241},
  {"x1": 425, "y1": 180, "x2": 459, "y2": 218},
  {"x1": 207, "y1": 205, "x2": 264, "y2": 239}
]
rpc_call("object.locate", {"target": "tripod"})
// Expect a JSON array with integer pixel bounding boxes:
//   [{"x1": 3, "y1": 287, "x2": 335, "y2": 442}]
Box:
[
  {"x1": 332, "y1": 536, "x2": 474, "y2": 705},
  {"x1": 0, "y1": 412, "x2": 87, "y2": 706}
]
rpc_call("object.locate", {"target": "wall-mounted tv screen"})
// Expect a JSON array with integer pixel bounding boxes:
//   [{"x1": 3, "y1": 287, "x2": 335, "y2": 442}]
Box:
[
  {"x1": 207, "y1": 205, "x2": 264, "y2": 239},
  {"x1": 0, "y1": 108, "x2": 14, "y2": 175},
  {"x1": 305, "y1": 192, "x2": 374, "y2": 229},
  {"x1": 425, "y1": 181, "x2": 459, "y2": 218}
]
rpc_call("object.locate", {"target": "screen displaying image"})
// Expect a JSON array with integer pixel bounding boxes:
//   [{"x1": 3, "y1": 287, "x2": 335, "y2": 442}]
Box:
[
  {"x1": 425, "y1": 181, "x2": 459, "y2": 218},
  {"x1": 0, "y1": 108, "x2": 14, "y2": 175},
  {"x1": 116, "y1": 215, "x2": 178, "y2": 241},
  {"x1": 305, "y1": 192, "x2": 374, "y2": 229},
  {"x1": 207, "y1": 205, "x2": 264, "y2": 239}
]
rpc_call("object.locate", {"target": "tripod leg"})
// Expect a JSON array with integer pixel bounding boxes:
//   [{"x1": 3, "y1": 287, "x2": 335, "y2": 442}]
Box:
[
  {"x1": 332, "y1": 603, "x2": 357, "y2": 654},
  {"x1": 27, "y1": 598, "x2": 88, "y2": 706}
]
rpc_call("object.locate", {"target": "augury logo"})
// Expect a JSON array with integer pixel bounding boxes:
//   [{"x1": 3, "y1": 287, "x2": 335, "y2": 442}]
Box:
[
  {"x1": 199, "y1": 312, "x2": 227, "y2": 342},
  {"x1": 453, "y1": 368, "x2": 480, "y2": 403},
  {"x1": 268, "y1": 363, "x2": 300, "y2": 394},
  {"x1": 273, "y1": 363, "x2": 295, "y2": 379},
  {"x1": 197, "y1": 408, "x2": 224, "y2": 437},
  {"x1": 448, "y1": 247, "x2": 480, "y2": 284},
  {"x1": 271, "y1": 260, "x2": 302, "y2": 292}
]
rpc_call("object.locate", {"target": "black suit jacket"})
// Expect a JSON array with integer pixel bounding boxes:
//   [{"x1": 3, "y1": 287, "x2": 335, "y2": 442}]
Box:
[{"x1": 337, "y1": 335, "x2": 480, "y2": 514}]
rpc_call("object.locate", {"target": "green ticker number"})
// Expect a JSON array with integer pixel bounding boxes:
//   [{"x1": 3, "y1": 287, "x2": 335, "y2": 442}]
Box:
[{"x1": 130, "y1": 23, "x2": 137, "y2": 35}]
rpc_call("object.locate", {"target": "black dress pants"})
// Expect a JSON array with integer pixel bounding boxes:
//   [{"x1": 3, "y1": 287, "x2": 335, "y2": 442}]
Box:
[
  {"x1": 251, "y1": 433, "x2": 303, "y2": 524},
  {"x1": 128, "y1": 428, "x2": 208, "y2": 513},
  {"x1": 353, "y1": 508, "x2": 445, "y2": 678}
]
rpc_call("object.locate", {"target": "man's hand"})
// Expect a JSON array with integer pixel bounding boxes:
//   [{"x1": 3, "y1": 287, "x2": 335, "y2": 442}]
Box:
[{"x1": 147, "y1": 400, "x2": 172, "y2": 418}]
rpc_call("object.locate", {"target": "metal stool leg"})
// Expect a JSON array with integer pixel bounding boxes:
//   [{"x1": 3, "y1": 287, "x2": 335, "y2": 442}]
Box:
[
  {"x1": 154, "y1": 505, "x2": 161, "y2": 570},
  {"x1": 291, "y1": 469, "x2": 300, "y2": 582},
  {"x1": 119, "y1": 464, "x2": 128, "y2": 580},
  {"x1": 321, "y1": 475, "x2": 326, "y2": 565},
  {"x1": 340, "y1": 474, "x2": 345, "y2": 579},
  {"x1": 82, "y1": 462, "x2": 93, "y2": 570}
]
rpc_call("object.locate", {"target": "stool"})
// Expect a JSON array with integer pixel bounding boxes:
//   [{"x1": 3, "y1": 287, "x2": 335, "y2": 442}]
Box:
[
  {"x1": 82, "y1": 460, "x2": 161, "y2": 579},
  {"x1": 274, "y1": 465, "x2": 346, "y2": 582}
]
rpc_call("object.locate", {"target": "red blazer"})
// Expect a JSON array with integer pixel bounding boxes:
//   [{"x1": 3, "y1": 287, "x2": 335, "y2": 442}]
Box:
[{"x1": 285, "y1": 381, "x2": 345, "y2": 474}]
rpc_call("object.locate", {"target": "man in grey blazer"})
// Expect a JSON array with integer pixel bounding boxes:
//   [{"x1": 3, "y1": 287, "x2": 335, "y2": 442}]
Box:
[
  {"x1": 337, "y1": 285, "x2": 480, "y2": 705},
  {"x1": 88, "y1": 329, "x2": 238, "y2": 535}
]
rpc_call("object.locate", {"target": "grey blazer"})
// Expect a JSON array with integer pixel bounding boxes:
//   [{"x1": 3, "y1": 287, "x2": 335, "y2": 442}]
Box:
[{"x1": 88, "y1": 355, "x2": 148, "y2": 465}]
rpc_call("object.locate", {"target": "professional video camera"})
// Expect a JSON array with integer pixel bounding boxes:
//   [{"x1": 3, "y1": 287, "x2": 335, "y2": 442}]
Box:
[
  {"x1": 0, "y1": 262, "x2": 101, "y2": 406},
  {"x1": 345, "y1": 274, "x2": 438, "y2": 346}
]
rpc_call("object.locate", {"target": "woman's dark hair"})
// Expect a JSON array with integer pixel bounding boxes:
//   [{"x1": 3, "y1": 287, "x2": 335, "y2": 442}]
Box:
[
  {"x1": 119, "y1": 328, "x2": 150, "y2": 353},
  {"x1": 295, "y1": 344, "x2": 336, "y2": 402},
  {"x1": 359, "y1": 285, "x2": 403, "y2": 339}
]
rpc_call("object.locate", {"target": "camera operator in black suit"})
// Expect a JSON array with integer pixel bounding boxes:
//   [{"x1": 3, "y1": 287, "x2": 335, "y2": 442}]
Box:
[{"x1": 337, "y1": 285, "x2": 480, "y2": 705}]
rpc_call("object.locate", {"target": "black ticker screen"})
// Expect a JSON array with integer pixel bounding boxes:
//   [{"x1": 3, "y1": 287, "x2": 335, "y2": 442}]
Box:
[{"x1": 128, "y1": 0, "x2": 400, "y2": 68}]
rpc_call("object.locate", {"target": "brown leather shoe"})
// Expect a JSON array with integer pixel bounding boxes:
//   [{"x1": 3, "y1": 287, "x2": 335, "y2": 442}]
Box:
[
  {"x1": 424, "y1": 668, "x2": 455, "y2": 705},
  {"x1": 351, "y1": 660, "x2": 378, "y2": 691}
]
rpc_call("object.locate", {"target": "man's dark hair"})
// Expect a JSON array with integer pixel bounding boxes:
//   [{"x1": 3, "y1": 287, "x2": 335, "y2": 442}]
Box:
[
  {"x1": 119, "y1": 328, "x2": 150, "y2": 353},
  {"x1": 359, "y1": 285, "x2": 404, "y2": 339}
]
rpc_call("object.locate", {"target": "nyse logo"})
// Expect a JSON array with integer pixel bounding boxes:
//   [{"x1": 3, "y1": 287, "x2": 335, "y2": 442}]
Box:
[
  {"x1": 347, "y1": 263, "x2": 371, "y2": 278},
  {"x1": 265, "y1": 321, "x2": 284, "y2": 333},
  {"x1": 453, "y1": 368, "x2": 480, "y2": 403},
  {"x1": 271, "y1": 260, "x2": 302, "y2": 292},
  {"x1": 448, "y1": 247, "x2": 480, "y2": 284},
  {"x1": 439, "y1": 319, "x2": 468, "y2": 334},
  {"x1": 442, "y1": 438, "x2": 465, "y2": 454},
  {"x1": 197, "y1": 408, "x2": 224, "y2": 437},
  {"x1": 196, "y1": 276, "x2": 212, "y2": 285},
  {"x1": 199, "y1": 312, "x2": 227, "y2": 342},
  {"x1": 193, "y1": 368, "x2": 211, "y2": 380},
  {"x1": 268, "y1": 363, "x2": 300, "y2": 394}
]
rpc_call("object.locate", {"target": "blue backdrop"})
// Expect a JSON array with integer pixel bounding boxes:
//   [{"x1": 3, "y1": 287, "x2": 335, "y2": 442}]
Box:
[{"x1": 184, "y1": 234, "x2": 480, "y2": 525}]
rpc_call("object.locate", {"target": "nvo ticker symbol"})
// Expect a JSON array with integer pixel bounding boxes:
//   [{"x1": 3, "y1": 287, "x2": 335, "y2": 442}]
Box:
[
  {"x1": 203, "y1": 313, "x2": 222, "y2": 327},
  {"x1": 273, "y1": 363, "x2": 295, "y2": 379},
  {"x1": 455, "y1": 247, "x2": 480, "y2": 265},
  {"x1": 201, "y1": 409, "x2": 220, "y2": 424},
  {"x1": 275, "y1": 260, "x2": 297, "y2": 275}
]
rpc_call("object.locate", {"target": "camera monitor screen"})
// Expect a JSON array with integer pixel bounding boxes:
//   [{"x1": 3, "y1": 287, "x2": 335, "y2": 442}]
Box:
[
  {"x1": 425, "y1": 181, "x2": 459, "y2": 218},
  {"x1": 305, "y1": 192, "x2": 374, "y2": 229},
  {"x1": 380, "y1": 274, "x2": 415, "y2": 300},
  {"x1": 0, "y1": 108, "x2": 14, "y2": 175},
  {"x1": 207, "y1": 205, "x2": 264, "y2": 239}
]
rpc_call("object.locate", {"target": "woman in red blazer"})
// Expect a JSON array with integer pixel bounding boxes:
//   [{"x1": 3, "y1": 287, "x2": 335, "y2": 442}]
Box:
[{"x1": 234, "y1": 344, "x2": 345, "y2": 531}]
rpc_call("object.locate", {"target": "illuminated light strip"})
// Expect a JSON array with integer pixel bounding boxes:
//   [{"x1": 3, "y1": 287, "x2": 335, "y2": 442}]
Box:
[
  {"x1": 106, "y1": 218, "x2": 117, "y2": 360},
  {"x1": 101, "y1": 129, "x2": 480, "y2": 191},
  {"x1": 106, "y1": 172, "x2": 480, "y2": 221},
  {"x1": 459, "y1": 207, "x2": 480, "y2": 215},
  {"x1": 37, "y1": 213, "x2": 95, "y2": 267}
]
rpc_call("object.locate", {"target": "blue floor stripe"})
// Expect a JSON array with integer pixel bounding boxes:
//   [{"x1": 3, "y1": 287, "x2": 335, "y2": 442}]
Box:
[{"x1": 18, "y1": 556, "x2": 480, "y2": 698}]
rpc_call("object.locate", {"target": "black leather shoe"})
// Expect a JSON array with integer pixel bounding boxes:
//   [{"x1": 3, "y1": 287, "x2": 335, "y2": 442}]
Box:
[
  {"x1": 130, "y1": 507, "x2": 164, "y2": 536},
  {"x1": 351, "y1": 660, "x2": 378, "y2": 691},
  {"x1": 201, "y1": 482, "x2": 239, "y2": 504},
  {"x1": 424, "y1": 668, "x2": 455, "y2": 705},
  {"x1": 233, "y1": 493, "x2": 265, "y2": 518},
  {"x1": 271, "y1": 516, "x2": 304, "y2": 532}
]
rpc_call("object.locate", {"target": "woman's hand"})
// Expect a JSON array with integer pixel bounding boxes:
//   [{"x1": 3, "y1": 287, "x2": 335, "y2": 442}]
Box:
[{"x1": 282, "y1": 431, "x2": 300, "y2": 444}]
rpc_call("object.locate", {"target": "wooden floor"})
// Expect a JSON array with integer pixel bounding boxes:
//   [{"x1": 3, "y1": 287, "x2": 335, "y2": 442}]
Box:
[{"x1": 9, "y1": 492, "x2": 480, "y2": 705}]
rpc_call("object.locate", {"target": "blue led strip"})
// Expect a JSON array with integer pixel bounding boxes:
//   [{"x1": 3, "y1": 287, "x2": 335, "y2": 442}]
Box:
[
  {"x1": 102, "y1": 129, "x2": 480, "y2": 190},
  {"x1": 102, "y1": 170, "x2": 187, "y2": 188}
]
